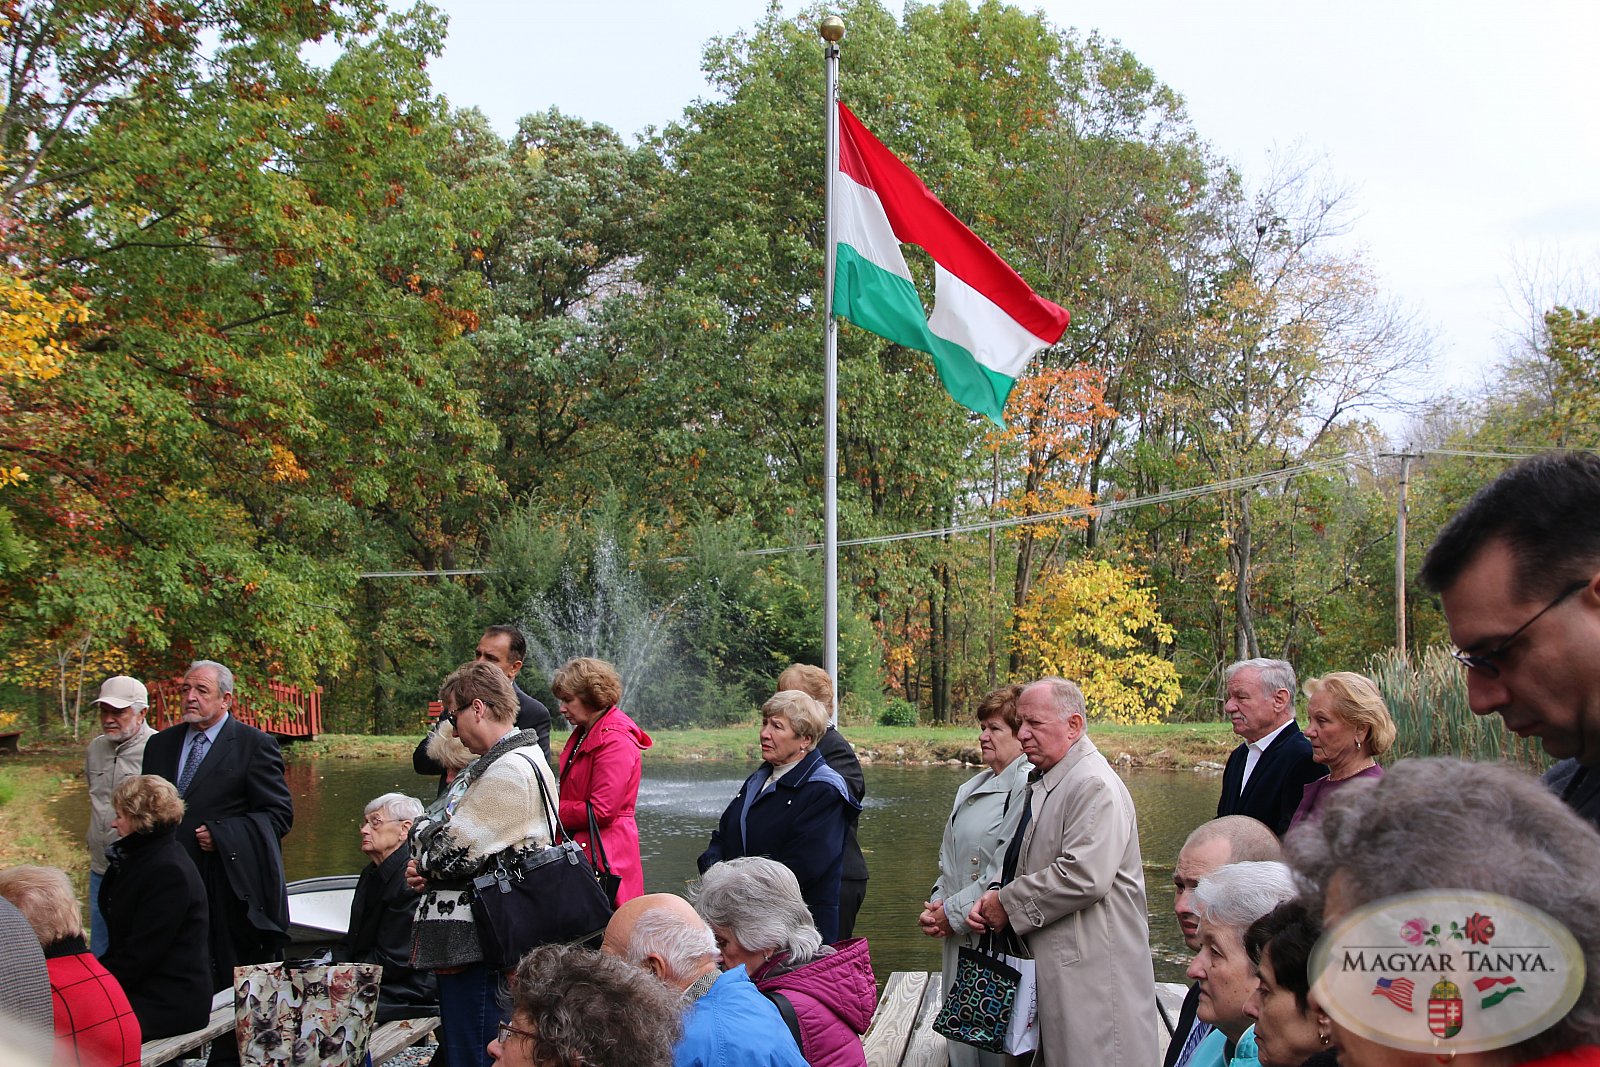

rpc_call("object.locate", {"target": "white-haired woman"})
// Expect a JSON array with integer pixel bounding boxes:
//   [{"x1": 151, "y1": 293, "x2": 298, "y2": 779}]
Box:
[
  {"x1": 697, "y1": 691, "x2": 861, "y2": 943},
  {"x1": 336, "y1": 792, "x2": 435, "y2": 1022},
  {"x1": 1186, "y1": 861, "x2": 1299, "y2": 1067},
  {"x1": 1289, "y1": 758, "x2": 1600, "y2": 1067},
  {"x1": 694, "y1": 857, "x2": 875, "y2": 1067}
]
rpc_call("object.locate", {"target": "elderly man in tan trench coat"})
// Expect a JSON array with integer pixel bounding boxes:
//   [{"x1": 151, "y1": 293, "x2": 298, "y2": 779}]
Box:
[{"x1": 968, "y1": 677, "x2": 1157, "y2": 1067}]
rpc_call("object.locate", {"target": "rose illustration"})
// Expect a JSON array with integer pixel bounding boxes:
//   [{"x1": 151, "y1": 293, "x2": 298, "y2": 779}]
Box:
[
  {"x1": 1400, "y1": 918, "x2": 1428, "y2": 945},
  {"x1": 1465, "y1": 912, "x2": 1496, "y2": 945}
]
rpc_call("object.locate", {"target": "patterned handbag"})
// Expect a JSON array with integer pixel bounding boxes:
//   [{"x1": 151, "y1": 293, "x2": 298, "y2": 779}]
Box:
[{"x1": 932, "y1": 933, "x2": 1023, "y2": 1053}]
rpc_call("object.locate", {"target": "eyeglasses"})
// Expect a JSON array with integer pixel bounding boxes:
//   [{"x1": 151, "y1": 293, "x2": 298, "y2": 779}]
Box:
[
  {"x1": 362, "y1": 817, "x2": 402, "y2": 830},
  {"x1": 496, "y1": 1021, "x2": 538, "y2": 1048},
  {"x1": 1452, "y1": 579, "x2": 1588, "y2": 677}
]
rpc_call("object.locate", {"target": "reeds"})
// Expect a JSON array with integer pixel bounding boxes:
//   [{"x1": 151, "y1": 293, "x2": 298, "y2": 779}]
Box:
[{"x1": 1367, "y1": 647, "x2": 1548, "y2": 770}]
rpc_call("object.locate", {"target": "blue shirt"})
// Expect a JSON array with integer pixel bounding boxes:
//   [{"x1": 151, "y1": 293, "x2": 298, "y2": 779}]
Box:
[
  {"x1": 676, "y1": 965, "x2": 808, "y2": 1067},
  {"x1": 179, "y1": 714, "x2": 229, "y2": 775}
]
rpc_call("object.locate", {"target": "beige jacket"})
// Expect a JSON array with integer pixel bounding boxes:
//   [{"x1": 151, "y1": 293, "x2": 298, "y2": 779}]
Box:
[
  {"x1": 85, "y1": 722, "x2": 156, "y2": 873},
  {"x1": 999, "y1": 736, "x2": 1158, "y2": 1067}
]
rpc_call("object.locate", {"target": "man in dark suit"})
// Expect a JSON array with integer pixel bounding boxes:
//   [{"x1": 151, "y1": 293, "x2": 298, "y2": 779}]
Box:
[
  {"x1": 1419, "y1": 451, "x2": 1600, "y2": 831},
  {"x1": 1215, "y1": 658, "x2": 1325, "y2": 837},
  {"x1": 142, "y1": 660, "x2": 294, "y2": 1004},
  {"x1": 778, "y1": 663, "x2": 867, "y2": 939},
  {"x1": 414, "y1": 625, "x2": 551, "y2": 788}
]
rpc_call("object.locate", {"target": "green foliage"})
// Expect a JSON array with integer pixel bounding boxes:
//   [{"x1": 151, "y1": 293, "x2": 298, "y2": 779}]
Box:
[
  {"x1": 878, "y1": 698, "x2": 919, "y2": 727},
  {"x1": 1368, "y1": 648, "x2": 1547, "y2": 769}
]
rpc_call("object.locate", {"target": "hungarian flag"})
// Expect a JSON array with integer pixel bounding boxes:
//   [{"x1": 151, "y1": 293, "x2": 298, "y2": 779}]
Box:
[{"x1": 832, "y1": 102, "x2": 1069, "y2": 427}]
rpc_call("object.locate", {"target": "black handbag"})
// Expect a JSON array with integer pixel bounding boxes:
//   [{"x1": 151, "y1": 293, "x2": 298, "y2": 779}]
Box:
[
  {"x1": 586, "y1": 801, "x2": 623, "y2": 908},
  {"x1": 469, "y1": 753, "x2": 615, "y2": 970},
  {"x1": 932, "y1": 931, "x2": 1026, "y2": 1053}
]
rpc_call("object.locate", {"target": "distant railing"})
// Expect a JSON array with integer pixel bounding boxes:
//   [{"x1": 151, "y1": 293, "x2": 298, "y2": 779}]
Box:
[{"x1": 147, "y1": 679, "x2": 324, "y2": 738}]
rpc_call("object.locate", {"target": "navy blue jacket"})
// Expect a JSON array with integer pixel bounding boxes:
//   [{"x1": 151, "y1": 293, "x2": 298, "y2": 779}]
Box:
[
  {"x1": 698, "y1": 747, "x2": 861, "y2": 943},
  {"x1": 1216, "y1": 721, "x2": 1327, "y2": 837}
]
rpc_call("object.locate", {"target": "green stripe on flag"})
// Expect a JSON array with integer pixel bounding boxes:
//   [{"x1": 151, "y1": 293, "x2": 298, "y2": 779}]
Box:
[
  {"x1": 833, "y1": 242, "x2": 1014, "y2": 426},
  {"x1": 1481, "y1": 987, "x2": 1524, "y2": 1009}
]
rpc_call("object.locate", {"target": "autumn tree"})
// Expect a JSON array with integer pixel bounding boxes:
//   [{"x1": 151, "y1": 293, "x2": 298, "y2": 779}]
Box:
[{"x1": 1012, "y1": 558, "x2": 1180, "y2": 723}]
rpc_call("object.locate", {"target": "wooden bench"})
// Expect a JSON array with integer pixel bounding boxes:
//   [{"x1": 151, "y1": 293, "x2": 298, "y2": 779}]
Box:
[
  {"x1": 864, "y1": 972, "x2": 947, "y2": 1067},
  {"x1": 140, "y1": 988, "x2": 438, "y2": 1067}
]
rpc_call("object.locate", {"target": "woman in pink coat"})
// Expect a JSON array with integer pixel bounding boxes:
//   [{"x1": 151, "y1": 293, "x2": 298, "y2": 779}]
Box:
[{"x1": 552, "y1": 657, "x2": 652, "y2": 903}]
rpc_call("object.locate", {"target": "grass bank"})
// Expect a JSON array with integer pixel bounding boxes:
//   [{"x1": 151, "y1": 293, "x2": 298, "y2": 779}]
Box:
[
  {"x1": 0, "y1": 740, "x2": 90, "y2": 891},
  {"x1": 287, "y1": 721, "x2": 1239, "y2": 769}
]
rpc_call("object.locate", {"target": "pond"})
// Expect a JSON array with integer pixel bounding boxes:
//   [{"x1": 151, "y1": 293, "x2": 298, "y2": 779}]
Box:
[{"x1": 56, "y1": 754, "x2": 1220, "y2": 984}]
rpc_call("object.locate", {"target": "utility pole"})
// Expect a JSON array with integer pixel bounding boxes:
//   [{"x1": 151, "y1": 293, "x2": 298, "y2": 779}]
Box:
[{"x1": 1392, "y1": 451, "x2": 1419, "y2": 656}]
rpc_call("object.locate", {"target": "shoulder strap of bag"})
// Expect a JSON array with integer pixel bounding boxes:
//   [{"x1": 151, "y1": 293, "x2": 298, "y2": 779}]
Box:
[
  {"x1": 515, "y1": 748, "x2": 568, "y2": 846},
  {"x1": 763, "y1": 990, "x2": 804, "y2": 1053},
  {"x1": 585, "y1": 801, "x2": 615, "y2": 876}
]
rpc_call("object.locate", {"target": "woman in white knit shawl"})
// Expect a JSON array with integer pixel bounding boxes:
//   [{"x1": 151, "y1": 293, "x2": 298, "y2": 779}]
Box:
[{"x1": 406, "y1": 660, "x2": 557, "y2": 1067}]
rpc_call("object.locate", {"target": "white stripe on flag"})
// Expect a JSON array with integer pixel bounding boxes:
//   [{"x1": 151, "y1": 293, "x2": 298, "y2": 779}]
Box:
[
  {"x1": 929, "y1": 263, "x2": 1054, "y2": 379},
  {"x1": 834, "y1": 170, "x2": 914, "y2": 282}
]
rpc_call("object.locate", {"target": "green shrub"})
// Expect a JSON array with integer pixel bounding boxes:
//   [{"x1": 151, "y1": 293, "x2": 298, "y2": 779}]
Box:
[{"x1": 878, "y1": 698, "x2": 919, "y2": 727}]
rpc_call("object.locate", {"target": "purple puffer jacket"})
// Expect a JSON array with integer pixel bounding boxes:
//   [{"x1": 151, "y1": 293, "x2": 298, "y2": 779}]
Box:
[{"x1": 753, "y1": 937, "x2": 876, "y2": 1067}]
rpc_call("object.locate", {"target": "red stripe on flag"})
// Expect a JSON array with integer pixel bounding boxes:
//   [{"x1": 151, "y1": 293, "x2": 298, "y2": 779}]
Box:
[
  {"x1": 836, "y1": 102, "x2": 1069, "y2": 345},
  {"x1": 1474, "y1": 976, "x2": 1518, "y2": 992}
]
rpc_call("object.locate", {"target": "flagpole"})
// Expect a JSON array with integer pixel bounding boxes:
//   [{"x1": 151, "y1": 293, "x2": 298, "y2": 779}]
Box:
[{"x1": 820, "y1": 14, "x2": 843, "y2": 725}]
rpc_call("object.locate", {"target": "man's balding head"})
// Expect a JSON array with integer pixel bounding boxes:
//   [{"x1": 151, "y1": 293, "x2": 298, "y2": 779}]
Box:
[
  {"x1": 601, "y1": 894, "x2": 715, "y2": 992},
  {"x1": 1173, "y1": 816, "x2": 1282, "y2": 952}
]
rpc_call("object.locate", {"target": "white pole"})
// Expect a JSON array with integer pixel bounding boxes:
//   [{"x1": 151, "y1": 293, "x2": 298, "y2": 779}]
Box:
[{"x1": 820, "y1": 15, "x2": 844, "y2": 725}]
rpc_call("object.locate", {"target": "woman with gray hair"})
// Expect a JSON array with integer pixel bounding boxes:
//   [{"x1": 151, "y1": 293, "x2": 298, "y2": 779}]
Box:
[
  {"x1": 698, "y1": 691, "x2": 862, "y2": 943},
  {"x1": 488, "y1": 943, "x2": 680, "y2": 1067},
  {"x1": 336, "y1": 792, "x2": 435, "y2": 1022},
  {"x1": 1186, "y1": 860, "x2": 1299, "y2": 1067},
  {"x1": 693, "y1": 857, "x2": 876, "y2": 1067},
  {"x1": 1288, "y1": 758, "x2": 1600, "y2": 1067}
]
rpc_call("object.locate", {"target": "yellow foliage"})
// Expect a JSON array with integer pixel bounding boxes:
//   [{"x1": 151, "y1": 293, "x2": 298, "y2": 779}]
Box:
[
  {"x1": 0, "y1": 711, "x2": 19, "y2": 732},
  {"x1": 0, "y1": 273, "x2": 88, "y2": 382},
  {"x1": 267, "y1": 443, "x2": 310, "y2": 483},
  {"x1": 1013, "y1": 560, "x2": 1182, "y2": 724}
]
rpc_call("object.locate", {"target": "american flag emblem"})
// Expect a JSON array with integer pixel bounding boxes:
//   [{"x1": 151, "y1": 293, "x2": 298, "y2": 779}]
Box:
[{"x1": 1372, "y1": 977, "x2": 1415, "y2": 1011}]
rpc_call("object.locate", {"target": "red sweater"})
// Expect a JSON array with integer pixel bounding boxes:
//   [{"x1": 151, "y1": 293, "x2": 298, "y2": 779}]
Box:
[{"x1": 45, "y1": 938, "x2": 141, "y2": 1067}]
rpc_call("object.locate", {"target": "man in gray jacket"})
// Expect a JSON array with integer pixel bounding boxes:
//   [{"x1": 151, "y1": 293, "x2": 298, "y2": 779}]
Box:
[{"x1": 85, "y1": 674, "x2": 156, "y2": 955}]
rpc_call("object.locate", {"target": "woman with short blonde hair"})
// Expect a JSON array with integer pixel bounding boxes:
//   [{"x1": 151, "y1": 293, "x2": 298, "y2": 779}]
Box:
[
  {"x1": 1289, "y1": 672, "x2": 1396, "y2": 831},
  {"x1": 111, "y1": 773, "x2": 184, "y2": 835},
  {"x1": 99, "y1": 775, "x2": 212, "y2": 1039},
  {"x1": 0, "y1": 865, "x2": 142, "y2": 1065},
  {"x1": 698, "y1": 692, "x2": 861, "y2": 942},
  {"x1": 550, "y1": 656, "x2": 651, "y2": 905}
]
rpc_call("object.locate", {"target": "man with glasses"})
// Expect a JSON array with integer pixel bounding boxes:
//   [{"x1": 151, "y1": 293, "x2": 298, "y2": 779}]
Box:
[
  {"x1": 84, "y1": 675, "x2": 156, "y2": 955},
  {"x1": 1420, "y1": 450, "x2": 1600, "y2": 829}
]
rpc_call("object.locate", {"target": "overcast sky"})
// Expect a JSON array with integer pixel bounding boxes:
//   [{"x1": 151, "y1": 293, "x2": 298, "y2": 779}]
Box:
[{"x1": 418, "y1": 0, "x2": 1600, "y2": 413}]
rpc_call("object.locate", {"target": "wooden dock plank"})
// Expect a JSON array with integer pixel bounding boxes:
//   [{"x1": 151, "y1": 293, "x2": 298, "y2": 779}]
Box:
[
  {"x1": 864, "y1": 971, "x2": 928, "y2": 1067},
  {"x1": 900, "y1": 972, "x2": 948, "y2": 1067},
  {"x1": 371, "y1": 1016, "x2": 440, "y2": 1066}
]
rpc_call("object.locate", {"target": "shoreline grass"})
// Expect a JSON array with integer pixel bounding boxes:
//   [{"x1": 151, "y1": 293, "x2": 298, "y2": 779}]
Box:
[{"x1": 286, "y1": 721, "x2": 1241, "y2": 769}]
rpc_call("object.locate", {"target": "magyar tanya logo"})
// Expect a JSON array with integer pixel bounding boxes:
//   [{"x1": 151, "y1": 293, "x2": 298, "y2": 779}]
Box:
[{"x1": 1309, "y1": 890, "x2": 1585, "y2": 1055}]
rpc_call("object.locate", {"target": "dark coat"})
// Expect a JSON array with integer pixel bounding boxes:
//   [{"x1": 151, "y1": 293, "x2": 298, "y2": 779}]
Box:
[
  {"x1": 698, "y1": 747, "x2": 861, "y2": 943},
  {"x1": 815, "y1": 728, "x2": 867, "y2": 884},
  {"x1": 337, "y1": 844, "x2": 436, "y2": 1021},
  {"x1": 99, "y1": 825, "x2": 213, "y2": 1039},
  {"x1": 142, "y1": 714, "x2": 294, "y2": 989},
  {"x1": 1216, "y1": 722, "x2": 1327, "y2": 837},
  {"x1": 1545, "y1": 758, "x2": 1600, "y2": 832},
  {"x1": 412, "y1": 684, "x2": 552, "y2": 785}
]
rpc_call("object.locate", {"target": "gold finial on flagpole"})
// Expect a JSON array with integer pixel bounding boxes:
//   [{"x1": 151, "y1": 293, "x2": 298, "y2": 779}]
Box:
[{"x1": 820, "y1": 14, "x2": 845, "y2": 41}]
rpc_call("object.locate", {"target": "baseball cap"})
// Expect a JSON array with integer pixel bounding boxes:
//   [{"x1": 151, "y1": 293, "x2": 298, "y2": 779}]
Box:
[{"x1": 95, "y1": 676, "x2": 148, "y2": 709}]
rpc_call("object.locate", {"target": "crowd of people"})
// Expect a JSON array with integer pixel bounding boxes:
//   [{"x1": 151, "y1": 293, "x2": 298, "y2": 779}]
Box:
[{"x1": 3, "y1": 451, "x2": 1600, "y2": 1067}]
